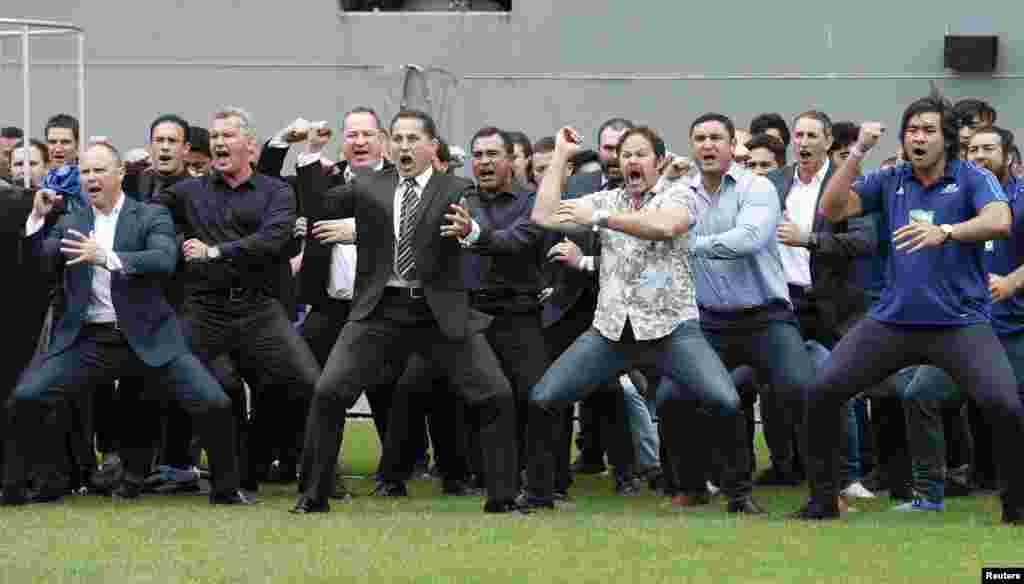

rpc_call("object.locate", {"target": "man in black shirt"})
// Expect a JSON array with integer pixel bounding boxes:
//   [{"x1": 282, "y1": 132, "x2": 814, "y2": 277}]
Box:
[{"x1": 156, "y1": 107, "x2": 321, "y2": 495}]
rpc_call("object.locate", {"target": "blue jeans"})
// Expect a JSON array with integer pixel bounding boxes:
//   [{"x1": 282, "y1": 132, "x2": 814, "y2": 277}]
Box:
[
  {"x1": 528, "y1": 320, "x2": 749, "y2": 500},
  {"x1": 620, "y1": 374, "x2": 659, "y2": 471}
]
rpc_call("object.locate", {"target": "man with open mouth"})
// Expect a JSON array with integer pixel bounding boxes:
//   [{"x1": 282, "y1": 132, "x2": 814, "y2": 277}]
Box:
[
  {"x1": 156, "y1": 106, "x2": 322, "y2": 506},
  {"x1": 898, "y1": 125, "x2": 1024, "y2": 514},
  {"x1": 528, "y1": 124, "x2": 764, "y2": 515},
  {"x1": 799, "y1": 90, "x2": 1024, "y2": 524},
  {"x1": 293, "y1": 109, "x2": 524, "y2": 515}
]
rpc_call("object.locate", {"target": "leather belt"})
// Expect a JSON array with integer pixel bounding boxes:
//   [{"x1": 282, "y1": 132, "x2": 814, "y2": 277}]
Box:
[
  {"x1": 383, "y1": 286, "x2": 425, "y2": 300},
  {"x1": 199, "y1": 287, "x2": 263, "y2": 302},
  {"x1": 85, "y1": 320, "x2": 120, "y2": 331}
]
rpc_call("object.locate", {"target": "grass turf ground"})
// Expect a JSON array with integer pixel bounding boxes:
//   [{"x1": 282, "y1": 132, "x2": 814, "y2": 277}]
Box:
[{"x1": 1, "y1": 420, "x2": 1022, "y2": 584}]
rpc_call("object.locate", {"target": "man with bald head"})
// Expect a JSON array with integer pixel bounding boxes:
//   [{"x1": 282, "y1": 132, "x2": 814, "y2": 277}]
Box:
[{"x1": 3, "y1": 143, "x2": 248, "y2": 506}]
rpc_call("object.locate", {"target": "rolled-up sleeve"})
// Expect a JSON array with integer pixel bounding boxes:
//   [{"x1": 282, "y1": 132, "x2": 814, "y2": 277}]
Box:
[{"x1": 689, "y1": 176, "x2": 779, "y2": 258}]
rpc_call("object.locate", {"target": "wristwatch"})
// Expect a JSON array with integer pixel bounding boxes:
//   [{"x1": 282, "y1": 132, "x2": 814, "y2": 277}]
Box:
[
  {"x1": 939, "y1": 224, "x2": 955, "y2": 243},
  {"x1": 592, "y1": 210, "x2": 611, "y2": 232},
  {"x1": 207, "y1": 245, "x2": 221, "y2": 260}
]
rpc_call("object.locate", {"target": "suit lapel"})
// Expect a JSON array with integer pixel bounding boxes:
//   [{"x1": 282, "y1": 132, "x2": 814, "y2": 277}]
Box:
[
  {"x1": 412, "y1": 172, "x2": 443, "y2": 239},
  {"x1": 113, "y1": 196, "x2": 138, "y2": 252},
  {"x1": 811, "y1": 163, "x2": 835, "y2": 231}
]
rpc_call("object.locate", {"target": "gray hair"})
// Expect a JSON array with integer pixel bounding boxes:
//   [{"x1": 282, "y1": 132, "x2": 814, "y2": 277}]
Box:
[{"x1": 212, "y1": 106, "x2": 256, "y2": 138}]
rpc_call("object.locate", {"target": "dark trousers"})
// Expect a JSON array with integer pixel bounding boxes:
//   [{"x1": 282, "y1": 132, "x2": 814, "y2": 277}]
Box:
[
  {"x1": 302, "y1": 296, "x2": 519, "y2": 503},
  {"x1": 3, "y1": 325, "x2": 239, "y2": 493},
  {"x1": 183, "y1": 292, "x2": 319, "y2": 482},
  {"x1": 701, "y1": 320, "x2": 813, "y2": 478},
  {"x1": 807, "y1": 318, "x2": 1024, "y2": 511},
  {"x1": 379, "y1": 311, "x2": 550, "y2": 485},
  {"x1": 300, "y1": 299, "x2": 412, "y2": 458},
  {"x1": 378, "y1": 354, "x2": 468, "y2": 482}
]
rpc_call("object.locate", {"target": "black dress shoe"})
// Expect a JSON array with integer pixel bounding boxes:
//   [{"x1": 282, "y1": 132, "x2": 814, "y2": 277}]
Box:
[
  {"x1": 111, "y1": 480, "x2": 143, "y2": 500},
  {"x1": 290, "y1": 495, "x2": 330, "y2": 514},
  {"x1": 727, "y1": 497, "x2": 768, "y2": 515},
  {"x1": 515, "y1": 492, "x2": 554, "y2": 510},
  {"x1": 209, "y1": 489, "x2": 257, "y2": 505},
  {"x1": 788, "y1": 498, "x2": 840, "y2": 520},
  {"x1": 442, "y1": 479, "x2": 483, "y2": 496},
  {"x1": 2, "y1": 486, "x2": 28, "y2": 506},
  {"x1": 615, "y1": 478, "x2": 640, "y2": 496},
  {"x1": 483, "y1": 498, "x2": 533, "y2": 514},
  {"x1": 371, "y1": 481, "x2": 408, "y2": 497}
]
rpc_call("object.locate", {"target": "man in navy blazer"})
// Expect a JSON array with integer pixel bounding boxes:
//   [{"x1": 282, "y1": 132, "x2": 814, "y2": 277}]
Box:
[{"x1": 2, "y1": 143, "x2": 249, "y2": 506}]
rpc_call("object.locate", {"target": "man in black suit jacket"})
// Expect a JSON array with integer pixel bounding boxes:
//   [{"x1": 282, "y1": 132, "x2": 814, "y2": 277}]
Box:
[
  {"x1": 3, "y1": 143, "x2": 249, "y2": 505},
  {"x1": 293, "y1": 109, "x2": 522, "y2": 514},
  {"x1": 0, "y1": 184, "x2": 51, "y2": 478}
]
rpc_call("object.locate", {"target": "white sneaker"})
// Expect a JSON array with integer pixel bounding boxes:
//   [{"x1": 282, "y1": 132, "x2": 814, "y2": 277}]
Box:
[
  {"x1": 706, "y1": 481, "x2": 720, "y2": 496},
  {"x1": 840, "y1": 481, "x2": 876, "y2": 499}
]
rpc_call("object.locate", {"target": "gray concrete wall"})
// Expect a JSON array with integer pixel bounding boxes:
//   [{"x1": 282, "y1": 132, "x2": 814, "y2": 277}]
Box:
[{"x1": 2, "y1": 1, "x2": 1022, "y2": 168}]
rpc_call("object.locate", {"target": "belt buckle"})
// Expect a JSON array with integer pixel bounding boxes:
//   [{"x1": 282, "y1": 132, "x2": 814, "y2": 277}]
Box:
[
  {"x1": 409, "y1": 287, "x2": 424, "y2": 300},
  {"x1": 228, "y1": 287, "x2": 246, "y2": 302}
]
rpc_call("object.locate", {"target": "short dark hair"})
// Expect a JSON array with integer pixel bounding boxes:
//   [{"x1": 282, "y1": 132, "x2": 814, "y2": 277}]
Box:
[
  {"x1": 690, "y1": 113, "x2": 736, "y2": 139},
  {"x1": 900, "y1": 87, "x2": 959, "y2": 161},
  {"x1": 971, "y1": 125, "x2": 1016, "y2": 157},
  {"x1": 1, "y1": 126, "x2": 23, "y2": 140},
  {"x1": 390, "y1": 109, "x2": 437, "y2": 140},
  {"x1": 615, "y1": 126, "x2": 666, "y2": 159},
  {"x1": 750, "y1": 112, "x2": 790, "y2": 147},
  {"x1": 830, "y1": 121, "x2": 860, "y2": 153},
  {"x1": 44, "y1": 113, "x2": 80, "y2": 142},
  {"x1": 570, "y1": 149, "x2": 600, "y2": 171},
  {"x1": 533, "y1": 136, "x2": 556, "y2": 155},
  {"x1": 470, "y1": 126, "x2": 513, "y2": 156},
  {"x1": 149, "y1": 114, "x2": 191, "y2": 144},
  {"x1": 793, "y1": 110, "x2": 833, "y2": 136},
  {"x1": 953, "y1": 98, "x2": 997, "y2": 127},
  {"x1": 10, "y1": 138, "x2": 49, "y2": 166},
  {"x1": 745, "y1": 133, "x2": 786, "y2": 166},
  {"x1": 189, "y1": 126, "x2": 211, "y2": 157},
  {"x1": 506, "y1": 131, "x2": 532, "y2": 159},
  {"x1": 596, "y1": 117, "x2": 634, "y2": 144},
  {"x1": 343, "y1": 106, "x2": 382, "y2": 131}
]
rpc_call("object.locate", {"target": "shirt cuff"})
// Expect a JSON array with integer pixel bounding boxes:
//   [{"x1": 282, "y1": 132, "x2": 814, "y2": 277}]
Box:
[
  {"x1": 25, "y1": 214, "x2": 45, "y2": 236},
  {"x1": 106, "y1": 250, "x2": 123, "y2": 272},
  {"x1": 297, "y1": 152, "x2": 322, "y2": 168},
  {"x1": 459, "y1": 220, "x2": 482, "y2": 247}
]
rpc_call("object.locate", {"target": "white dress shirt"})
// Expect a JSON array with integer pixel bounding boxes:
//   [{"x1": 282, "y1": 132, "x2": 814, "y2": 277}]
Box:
[
  {"x1": 26, "y1": 193, "x2": 125, "y2": 323},
  {"x1": 293, "y1": 155, "x2": 386, "y2": 301},
  {"x1": 387, "y1": 166, "x2": 432, "y2": 288},
  {"x1": 779, "y1": 159, "x2": 829, "y2": 288}
]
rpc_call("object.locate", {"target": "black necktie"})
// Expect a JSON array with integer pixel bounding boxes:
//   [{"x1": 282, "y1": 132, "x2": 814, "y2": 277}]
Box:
[{"x1": 395, "y1": 178, "x2": 419, "y2": 281}]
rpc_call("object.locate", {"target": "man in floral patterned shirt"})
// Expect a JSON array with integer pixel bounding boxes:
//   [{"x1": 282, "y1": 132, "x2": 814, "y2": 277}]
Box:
[{"x1": 524, "y1": 124, "x2": 763, "y2": 514}]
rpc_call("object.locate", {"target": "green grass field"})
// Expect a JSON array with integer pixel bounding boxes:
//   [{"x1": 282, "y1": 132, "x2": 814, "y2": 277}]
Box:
[{"x1": 1, "y1": 420, "x2": 1022, "y2": 584}]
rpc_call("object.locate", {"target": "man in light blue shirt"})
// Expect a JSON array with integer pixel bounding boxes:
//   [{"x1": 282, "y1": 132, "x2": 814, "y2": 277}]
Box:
[{"x1": 663, "y1": 113, "x2": 815, "y2": 491}]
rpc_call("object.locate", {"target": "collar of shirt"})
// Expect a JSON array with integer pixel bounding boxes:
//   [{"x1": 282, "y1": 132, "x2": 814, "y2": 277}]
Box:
[
  {"x1": 899, "y1": 158, "x2": 961, "y2": 186},
  {"x1": 93, "y1": 191, "x2": 126, "y2": 220},
  {"x1": 402, "y1": 165, "x2": 434, "y2": 192},
  {"x1": 687, "y1": 162, "x2": 744, "y2": 198},
  {"x1": 343, "y1": 158, "x2": 385, "y2": 183},
  {"x1": 211, "y1": 170, "x2": 257, "y2": 190},
  {"x1": 794, "y1": 158, "x2": 830, "y2": 187}
]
